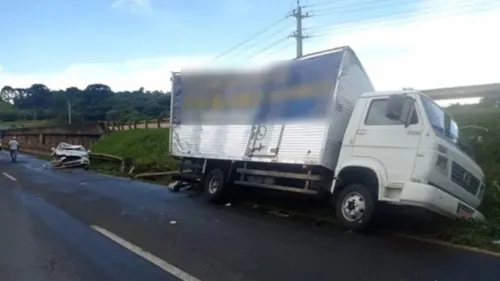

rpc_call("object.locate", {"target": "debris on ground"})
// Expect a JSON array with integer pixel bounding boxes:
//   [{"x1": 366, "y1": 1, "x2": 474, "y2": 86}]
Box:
[
  {"x1": 168, "y1": 181, "x2": 191, "y2": 193},
  {"x1": 269, "y1": 210, "x2": 290, "y2": 218}
]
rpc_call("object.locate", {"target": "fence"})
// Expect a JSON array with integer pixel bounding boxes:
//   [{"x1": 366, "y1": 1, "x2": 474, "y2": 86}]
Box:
[
  {"x1": 99, "y1": 118, "x2": 170, "y2": 132},
  {"x1": 1, "y1": 122, "x2": 103, "y2": 149}
]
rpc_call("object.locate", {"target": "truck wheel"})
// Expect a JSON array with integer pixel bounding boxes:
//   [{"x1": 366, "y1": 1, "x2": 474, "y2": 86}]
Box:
[
  {"x1": 335, "y1": 183, "x2": 376, "y2": 231},
  {"x1": 204, "y1": 168, "x2": 230, "y2": 204}
]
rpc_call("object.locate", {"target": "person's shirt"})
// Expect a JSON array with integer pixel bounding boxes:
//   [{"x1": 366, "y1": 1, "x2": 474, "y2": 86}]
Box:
[{"x1": 8, "y1": 139, "x2": 19, "y2": 150}]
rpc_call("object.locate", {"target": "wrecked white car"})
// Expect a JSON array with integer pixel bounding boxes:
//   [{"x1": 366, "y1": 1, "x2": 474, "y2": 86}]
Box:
[{"x1": 50, "y1": 142, "x2": 91, "y2": 169}]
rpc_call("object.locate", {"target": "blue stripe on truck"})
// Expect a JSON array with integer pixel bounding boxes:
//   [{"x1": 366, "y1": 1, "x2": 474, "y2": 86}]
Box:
[{"x1": 173, "y1": 49, "x2": 344, "y2": 125}]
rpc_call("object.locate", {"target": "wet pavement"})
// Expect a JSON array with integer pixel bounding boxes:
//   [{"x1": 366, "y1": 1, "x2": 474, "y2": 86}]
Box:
[{"x1": 1, "y1": 153, "x2": 500, "y2": 281}]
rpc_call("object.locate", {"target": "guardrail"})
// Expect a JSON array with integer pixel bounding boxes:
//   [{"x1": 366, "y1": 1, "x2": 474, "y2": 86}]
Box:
[
  {"x1": 0, "y1": 143, "x2": 180, "y2": 181},
  {"x1": 1, "y1": 144, "x2": 130, "y2": 173}
]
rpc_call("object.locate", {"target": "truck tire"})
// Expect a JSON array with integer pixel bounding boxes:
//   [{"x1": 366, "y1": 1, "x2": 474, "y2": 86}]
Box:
[
  {"x1": 335, "y1": 183, "x2": 376, "y2": 231},
  {"x1": 204, "y1": 168, "x2": 230, "y2": 204}
]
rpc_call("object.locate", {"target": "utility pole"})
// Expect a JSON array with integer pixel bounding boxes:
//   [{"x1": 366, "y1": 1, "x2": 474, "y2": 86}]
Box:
[
  {"x1": 67, "y1": 100, "x2": 72, "y2": 124},
  {"x1": 289, "y1": 0, "x2": 311, "y2": 58}
]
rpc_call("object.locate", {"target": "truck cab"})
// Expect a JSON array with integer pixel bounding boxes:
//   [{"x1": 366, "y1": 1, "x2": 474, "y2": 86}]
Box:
[{"x1": 333, "y1": 90, "x2": 485, "y2": 230}]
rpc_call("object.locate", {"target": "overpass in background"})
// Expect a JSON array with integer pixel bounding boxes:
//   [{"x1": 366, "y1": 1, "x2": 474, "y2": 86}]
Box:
[{"x1": 422, "y1": 82, "x2": 500, "y2": 100}]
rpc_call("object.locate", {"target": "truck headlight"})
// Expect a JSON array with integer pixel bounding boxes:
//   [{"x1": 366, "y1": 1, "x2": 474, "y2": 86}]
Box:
[
  {"x1": 436, "y1": 154, "x2": 448, "y2": 175},
  {"x1": 478, "y1": 183, "x2": 485, "y2": 199},
  {"x1": 437, "y1": 144, "x2": 448, "y2": 154}
]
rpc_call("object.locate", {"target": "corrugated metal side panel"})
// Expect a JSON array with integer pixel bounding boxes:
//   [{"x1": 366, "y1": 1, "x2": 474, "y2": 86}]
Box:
[
  {"x1": 171, "y1": 123, "x2": 328, "y2": 165},
  {"x1": 321, "y1": 49, "x2": 376, "y2": 170},
  {"x1": 171, "y1": 125, "x2": 250, "y2": 159},
  {"x1": 277, "y1": 124, "x2": 328, "y2": 165}
]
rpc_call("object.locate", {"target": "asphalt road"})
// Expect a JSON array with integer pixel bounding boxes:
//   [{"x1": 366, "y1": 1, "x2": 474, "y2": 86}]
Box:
[{"x1": 1, "y1": 153, "x2": 500, "y2": 281}]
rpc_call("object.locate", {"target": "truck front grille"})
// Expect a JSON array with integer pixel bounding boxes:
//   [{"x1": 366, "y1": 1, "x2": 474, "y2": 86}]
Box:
[{"x1": 451, "y1": 161, "x2": 480, "y2": 195}]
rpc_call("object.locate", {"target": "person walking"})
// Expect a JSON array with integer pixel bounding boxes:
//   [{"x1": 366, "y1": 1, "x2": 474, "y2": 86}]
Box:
[{"x1": 8, "y1": 136, "x2": 19, "y2": 163}]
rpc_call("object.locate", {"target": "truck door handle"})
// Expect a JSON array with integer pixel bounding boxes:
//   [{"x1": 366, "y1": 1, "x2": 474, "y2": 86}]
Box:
[
  {"x1": 407, "y1": 130, "x2": 422, "y2": 136},
  {"x1": 357, "y1": 129, "x2": 367, "y2": 136}
]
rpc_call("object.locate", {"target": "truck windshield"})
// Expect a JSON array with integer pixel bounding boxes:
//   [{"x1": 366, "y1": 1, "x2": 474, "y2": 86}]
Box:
[{"x1": 420, "y1": 96, "x2": 478, "y2": 161}]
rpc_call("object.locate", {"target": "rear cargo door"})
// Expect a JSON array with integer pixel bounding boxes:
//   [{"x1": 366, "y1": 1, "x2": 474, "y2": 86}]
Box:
[{"x1": 246, "y1": 124, "x2": 285, "y2": 157}]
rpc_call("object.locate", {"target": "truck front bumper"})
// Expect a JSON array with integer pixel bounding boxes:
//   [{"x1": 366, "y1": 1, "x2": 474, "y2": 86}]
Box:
[{"x1": 388, "y1": 182, "x2": 484, "y2": 220}]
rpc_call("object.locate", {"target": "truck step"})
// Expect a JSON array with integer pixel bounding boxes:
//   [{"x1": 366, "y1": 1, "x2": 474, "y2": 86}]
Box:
[
  {"x1": 234, "y1": 180, "x2": 319, "y2": 195},
  {"x1": 236, "y1": 168, "x2": 322, "y2": 181}
]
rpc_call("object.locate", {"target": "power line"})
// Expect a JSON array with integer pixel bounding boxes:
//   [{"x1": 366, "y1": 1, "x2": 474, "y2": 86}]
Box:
[
  {"x1": 245, "y1": 38, "x2": 289, "y2": 60},
  {"x1": 212, "y1": 0, "x2": 482, "y2": 64},
  {"x1": 307, "y1": 0, "x2": 486, "y2": 35},
  {"x1": 226, "y1": 24, "x2": 292, "y2": 59},
  {"x1": 304, "y1": 0, "x2": 337, "y2": 8},
  {"x1": 260, "y1": 42, "x2": 295, "y2": 59},
  {"x1": 211, "y1": 16, "x2": 289, "y2": 61},
  {"x1": 209, "y1": 0, "x2": 485, "y2": 66},
  {"x1": 213, "y1": 0, "x2": 313, "y2": 62},
  {"x1": 305, "y1": 0, "x2": 389, "y2": 9},
  {"x1": 311, "y1": 0, "x2": 419, "y2": 17},
  {"x1": 309, "y1": 0, "x2": 484, "y2": 23}
]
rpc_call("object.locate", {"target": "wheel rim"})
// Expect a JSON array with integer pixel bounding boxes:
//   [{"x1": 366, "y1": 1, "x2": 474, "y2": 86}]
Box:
[
  {"x1": 208, "y1": 176, "x2": 221, "y2": 194},
  {"x1": 341, "y1": 192, "x2": 366, "y2": 222}
]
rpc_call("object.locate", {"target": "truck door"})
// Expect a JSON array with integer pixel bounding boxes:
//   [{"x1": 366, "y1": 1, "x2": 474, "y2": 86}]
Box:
[{"x1": 351, "y1": 97, "x2": 423, "y2": 184}]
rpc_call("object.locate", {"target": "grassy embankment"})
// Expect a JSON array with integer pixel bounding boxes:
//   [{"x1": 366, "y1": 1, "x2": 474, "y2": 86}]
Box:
[
  {"x1": 432, "y1": 105, "x2": 500, "y2": 250},
  {"x1": 89, "y1": 129, "x2": 178, "y2": 177},
  {"x1": 89, "y1": 105, "x2": 500, "y2": 251}
]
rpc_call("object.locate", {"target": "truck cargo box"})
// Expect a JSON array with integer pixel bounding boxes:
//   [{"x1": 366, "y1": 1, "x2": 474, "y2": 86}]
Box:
[{"x1": 169, "y1": 46, "x2": 374, "y2": 171}]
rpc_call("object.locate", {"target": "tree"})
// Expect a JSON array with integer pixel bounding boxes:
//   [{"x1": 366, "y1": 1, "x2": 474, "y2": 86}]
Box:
[
  {"x1": 0, "y1": 86, "x2": 18, "y2": 104},
  {"x1": 0, "y1": 83, "x2": 171, "y2": 123}
]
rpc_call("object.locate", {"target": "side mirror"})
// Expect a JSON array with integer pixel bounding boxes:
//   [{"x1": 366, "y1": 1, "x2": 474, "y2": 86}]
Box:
[
  {"x1": 50, "y1": 147, "x2": 56, "y2": 151},
  {"x1": 385, "y1": 94, "x2": 406, "y2": 120},
  {"x1": 87, "y1": 149, "x2": 92, "y2": 153}
]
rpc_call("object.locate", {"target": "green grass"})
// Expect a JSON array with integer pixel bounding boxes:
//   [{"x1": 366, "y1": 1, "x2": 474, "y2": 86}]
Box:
[
  {"x1": 90, "y1": 129, "x2": 178, "y2": 174},
  {"x1": 420, "y1": 104, "x2": 500, "y2": 251}
]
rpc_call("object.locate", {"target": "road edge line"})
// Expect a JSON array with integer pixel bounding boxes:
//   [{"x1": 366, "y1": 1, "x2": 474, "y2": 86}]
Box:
[
  {"x1": 2, "y1": 172, "x2": 17, "y2": 182},
  {"x1": 388, "y1": 232, "x2": 500, "y2": 257},
  {"x1": 90, "y1": 225, "x2": 202, "y2": 281},
  {"x1": 245, "y1": 203, "x2": 500, "y2": 257}
]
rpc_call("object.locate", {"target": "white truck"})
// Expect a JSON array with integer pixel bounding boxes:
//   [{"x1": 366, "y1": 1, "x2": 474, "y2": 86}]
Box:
[{"x1": 169, "y1": 46, "x2": 486, "y2": 231}]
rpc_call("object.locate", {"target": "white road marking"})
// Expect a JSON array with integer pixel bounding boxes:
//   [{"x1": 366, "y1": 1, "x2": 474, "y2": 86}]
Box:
[
  {"x1": 91, "y1": 225, "x2": 202, "y2": 281},
  {"x1": 2, "y1": 172, "x2": 17, "y2": 182}
]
